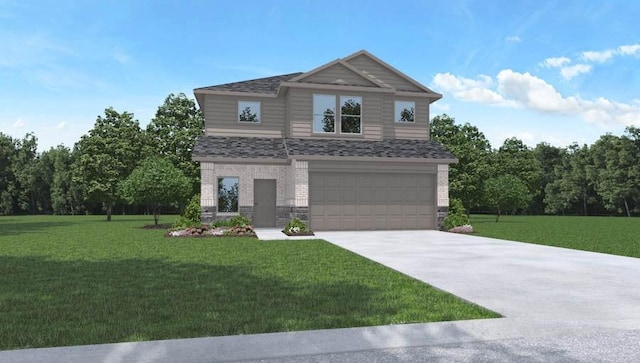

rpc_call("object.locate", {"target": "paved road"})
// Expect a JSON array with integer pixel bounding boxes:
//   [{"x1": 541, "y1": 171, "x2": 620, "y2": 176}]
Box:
[{"x1": 2, "y1": 231, "x2": 640, "y2": 362}]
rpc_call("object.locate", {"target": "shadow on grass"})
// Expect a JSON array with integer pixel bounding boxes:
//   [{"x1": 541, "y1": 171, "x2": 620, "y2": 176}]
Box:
[
  {"x1": 0, "y1": 221, "x2": 75, "y2": 236},
  {"x1": 0, "y1": 255, "x2": 385, "y2": 351}
]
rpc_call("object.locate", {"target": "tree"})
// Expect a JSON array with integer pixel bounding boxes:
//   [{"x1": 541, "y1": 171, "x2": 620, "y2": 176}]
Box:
[
  {"x1": 11, "y1": 133, "x2": 39, "y2": 214},
  {"x1": 73, "y1": 108, "x2": 146, "y2": 221},
  {"x1": 590, "y1": 134, "x2": 638, "y2": 216},
  {"x1": 119, "y1": 157, "x2": 191, "y2": 225},
  {"x1": 484, "y1": 175, "x2": 532, "y2": 222},
  {"x1": 0, "y1": 133, "x2": 16, "y2": 215},
  {"x1": 340, "y1": 99, "x2": 361, "y2": 133},
  {"x1": 493, "y1": 138, "x2": 543, "y2": 212},
  {"x1": 400, "y1": 107, "x2": 415, "y2": 122},
  {"x1": 239, "y1": 107, "x2": 258, "y2": 122},
  {"x1": 532, "y1": 143, "x2": 565, "y2": 214},
  {"x1": 146, "y1": 93, "x2": 204, "y2": 194},
  {"x1": 430, "y1": 114, "x2": 493, "y2": 213},
  {"x1": 322, "y1": 108, "x2": 335, "y2": 132}
]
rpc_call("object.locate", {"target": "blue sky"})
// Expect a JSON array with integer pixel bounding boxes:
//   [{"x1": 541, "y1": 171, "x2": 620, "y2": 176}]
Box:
[{"x1": 1, "y1": 0, "x2": 639, "y2": 152}]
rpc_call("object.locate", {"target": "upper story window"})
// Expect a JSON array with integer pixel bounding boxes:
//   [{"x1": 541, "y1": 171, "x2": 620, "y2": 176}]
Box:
[
  {"x1": 313, "y1": 95, "x2": 336, "y2": 133},
  {"x1": 313, "y1": 94, "x2": 362, "y2": 134},
  {"x1": 238, "y1": 101, "x2": 260, "y2": 123},
  {"x1": 395, "y1": 101, "x2": 415, "y2": 123},
  {"x1": 340, "y1": 96, "x2": 362, "y2": 134}
]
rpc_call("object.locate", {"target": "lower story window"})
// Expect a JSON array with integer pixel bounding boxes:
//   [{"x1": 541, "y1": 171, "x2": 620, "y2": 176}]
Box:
[{"x1": 218, "y1": 177, "x2": 239, "y2": 213}]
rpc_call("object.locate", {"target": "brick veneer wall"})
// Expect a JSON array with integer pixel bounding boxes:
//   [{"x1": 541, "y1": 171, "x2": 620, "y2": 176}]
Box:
[{"x1": 437, "y1": 164, "x2": 450, "y2": 229}]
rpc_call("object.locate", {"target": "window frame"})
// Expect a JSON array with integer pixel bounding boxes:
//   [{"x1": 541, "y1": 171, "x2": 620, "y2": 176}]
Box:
[
  {"x1": 312, "y1": 94, "x2": 363, "y2": 135},
  {"x1": 312, "y1": 94, "x2": 336, "y2": 134},
  {"x1": 238, "y1": 101, "x2": 261, "y2": 123},
  {"x1": 339, "y1": 95, "x2": 362, "y2": 134},
  {"x1": 394, "y1": 100, "x2": 416, "y2": 123},
  {"x1": 217, "y1": 176, "x2": 239, "y2": 214}
]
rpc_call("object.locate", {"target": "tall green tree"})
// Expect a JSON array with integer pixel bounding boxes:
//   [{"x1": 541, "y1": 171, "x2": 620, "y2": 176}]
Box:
[
  {"x1": 532, "y1": 143, "x2": 565, "y2": 214},
  {"x1": 494, "y1": 137, "x2": 543, "y2": 209},
  {"x1": 11, "y1": 133, "x2": 39, "y2": 214},
  {"x1": 73, "y1": 108, "x2": 146, "y2": 221},
  {"x1": 119, "y1": 157, "x2": 191, "y2": 225},
  {"x1": 146, "y1": 93, "x2": 204, "y2": 194},
  {"x1": 430, "y1": 114, "x2": 492, "y2": 212},
  {"x1": 590, "y1": 134, "x2": 638, "y2": 216},
  {"x1": 484, "y1": 175, "x2": 532, "y2": 222},
  {"x1": 41, "y1": 146, "x2": 82, "y2": 215},
  {"x1": 0, "y1": 133, "x2": 16, "y2": 215}
]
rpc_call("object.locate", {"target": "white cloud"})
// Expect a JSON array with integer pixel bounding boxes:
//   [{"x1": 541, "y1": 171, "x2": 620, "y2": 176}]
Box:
[
  {"x1": 54, "y1": 121, "x2": 66, "y2": 129},
  {"x1": 559, "y1": 64, "x2": 591, "y2": 80},
  {"x1": 432, "y1": 73, "x2": 514, "y2": 106},
  {"x1": 505, "y1": 36, "x2": 521, "y2": 42},
  {"x1": 618, "y1": 44, "x2": 640, "y2": 56},
  {"x1": 432, "y1": 70, "x2": 640, "y2": 128},
  {"x1": 581, "y1": 49, "x2": 614, "y2": 63},
  {"x1": 541, "y1": 56, "x2": 571, "y2": 68},
  {"x1": 13, "y1": 118, "x2": 25, "y2": 129}
]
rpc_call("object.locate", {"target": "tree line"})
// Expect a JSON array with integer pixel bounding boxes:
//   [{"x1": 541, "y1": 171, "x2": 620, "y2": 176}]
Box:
[
  {"x1": 431, "y1": 114, "x2": 640, "y2": 218},
  {"x1": 2, "y1": 108, "x2": 639, "y2": 219},
  {"x1": 0, "y1": 93, "x2": 203, "y2": 220}
]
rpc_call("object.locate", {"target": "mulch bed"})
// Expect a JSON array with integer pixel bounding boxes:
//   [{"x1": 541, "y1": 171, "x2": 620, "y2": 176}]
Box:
[{"x1": 282, "y1": 230, "x2": 315, "y2": 236}]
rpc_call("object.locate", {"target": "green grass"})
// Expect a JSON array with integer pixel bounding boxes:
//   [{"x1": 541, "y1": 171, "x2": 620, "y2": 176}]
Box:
[
  {"x1": 472, "y1": 214, "x2": 640, "y2": 258},
  {"x1": 0, "y1": 215, "x2": 498, "y2": 350}
]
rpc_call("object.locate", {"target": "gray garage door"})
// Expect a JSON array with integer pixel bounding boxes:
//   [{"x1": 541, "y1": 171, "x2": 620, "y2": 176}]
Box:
[{"x1": 310, "y1": 172, "x2": 435, "y2": 230}]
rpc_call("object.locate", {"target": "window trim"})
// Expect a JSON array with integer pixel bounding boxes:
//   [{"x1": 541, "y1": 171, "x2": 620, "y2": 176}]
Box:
[
  {"x1": 238, "y1": 101, "x2": 261, "y2": 123},
  {"x1": 217, "y1": 176, "x2": 239, "y2": 214},
  {"x1": 312, "y1": 94, "x2": 363, "y2": 135},
  {"x1": 394, "y1": 100, "x2": 415, "y2": 123}
]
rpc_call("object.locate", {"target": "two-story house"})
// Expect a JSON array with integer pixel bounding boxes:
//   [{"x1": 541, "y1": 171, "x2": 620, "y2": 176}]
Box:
[{"x1": 192, "y1": 50, "x2": 456, "y2": 230}]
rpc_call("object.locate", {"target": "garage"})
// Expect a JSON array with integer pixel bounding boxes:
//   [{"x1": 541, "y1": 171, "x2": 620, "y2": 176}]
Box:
[{"x1": 310, "y1": 172, "x2": 435, "y2": 230}]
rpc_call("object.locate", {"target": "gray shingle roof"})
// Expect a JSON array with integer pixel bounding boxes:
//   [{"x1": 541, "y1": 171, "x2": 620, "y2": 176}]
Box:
[
  {"x1": 285, "y1": 138, "x2": 455, "y2": 160},
  {"x1": 192, "y1": 136, "x2": 288, "y2": 159},
  {"x1": 194, "y1": 72, "x2": 303, "y2": 94},
  {"x1": 193, "y1": 136, "x2": 456, "y2": 161}
]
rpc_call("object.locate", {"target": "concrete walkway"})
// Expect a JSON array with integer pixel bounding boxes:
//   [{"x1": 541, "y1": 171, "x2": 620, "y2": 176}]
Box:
[{"x1": 2, "y1": 231, "x2": 640, "y2": 362}]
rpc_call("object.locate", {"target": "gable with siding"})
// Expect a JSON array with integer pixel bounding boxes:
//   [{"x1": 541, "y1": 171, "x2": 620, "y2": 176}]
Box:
[
  {"x1": 346, "y1": 53, "x2": 424, "y2": 92},
  {"x1": 295, "y1": 62, "x2": 381, "y2": 88}
]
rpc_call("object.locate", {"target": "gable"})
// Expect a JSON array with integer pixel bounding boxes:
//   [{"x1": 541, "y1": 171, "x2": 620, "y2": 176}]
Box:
[
  {"x1": 345, "y1": 53, "x2": 426, "y2": 93},
  {"x1": 292, "y1": 61, "x2": 382, "y2": 88}
]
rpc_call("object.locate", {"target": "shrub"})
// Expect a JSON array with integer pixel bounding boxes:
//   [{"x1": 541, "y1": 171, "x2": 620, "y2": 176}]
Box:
[
  {"x1": 284, "y1": 218, "x2": 310, "y2": 234},
  {"x1": 210, "y1": 215, "x2": 251, "y2": 228},
  {"x1": 443, "y1": 198, "x2": 470, "y2": 230},
  {"x1": 229, "y1": 215, "x2": 252, "y2": 227},
  {"x1": 172, "y1": 194, "x2": 201, "y2": 230},
  {"x1": 183, "y1": 194, "x2": 201, "y2": 224}
]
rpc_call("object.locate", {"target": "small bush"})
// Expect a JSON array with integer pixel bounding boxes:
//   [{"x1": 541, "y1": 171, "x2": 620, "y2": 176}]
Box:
[
  {"x1": 284, "y1": 218, "x2": 310, "y2": 234},
  {"x1": 183, "y1": 194, "x2": 201, "y2": 224},
  {"x1": 172, "y1": 194, "x2": 201, "y2": 229},
  {"x1": 212, "y1": 215, "x2": 252, "y2": 228},
  {"x1": 229, "y1": 215, "x2": 252, "y2": 227},
  {"x1": 443, "y1": 198, "x2": 470, "y2": 230}
]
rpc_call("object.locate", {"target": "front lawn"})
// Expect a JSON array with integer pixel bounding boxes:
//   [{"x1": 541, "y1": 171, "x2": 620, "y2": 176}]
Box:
[
  {"x1": 0, "y1": 215, "x2": 498, "y2": 350},
  {"x1": 471, "y1": 214, "x2": 640, "y2": 258}
]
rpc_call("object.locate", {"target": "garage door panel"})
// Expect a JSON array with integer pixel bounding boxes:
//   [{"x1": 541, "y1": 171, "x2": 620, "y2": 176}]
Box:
[{"x1": 310, "y1": 172, "x2": 436, "y2": 231}]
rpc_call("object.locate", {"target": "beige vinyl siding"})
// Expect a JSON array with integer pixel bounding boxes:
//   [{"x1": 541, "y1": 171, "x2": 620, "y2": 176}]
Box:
[
  {"x1": 382, "y1": 96, "x2": 429, "y2": 140},
  {"x1": 288, "y1": 89, "x2": 313, "y2": 137},
  {"x1": 301, "y1": 63, "x2": 377, "y2": 87},
  {"x1": 204, "y1": 94, "x2": 285, "y2": 137},
  {"x1": 287, "y1": 88, "x2": 382, "y2": 140},
  {"x1": 346, "y1": 54, "x2": 422, "y2": 92}
]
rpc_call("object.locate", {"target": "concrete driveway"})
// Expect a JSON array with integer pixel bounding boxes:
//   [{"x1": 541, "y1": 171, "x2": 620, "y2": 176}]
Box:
[
  {"x1": 3, "y1": 230, "x2": 640, "y2": 362},
  {"x1": 316, "y1": 230, "x2": 640, "y2": 336}
]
